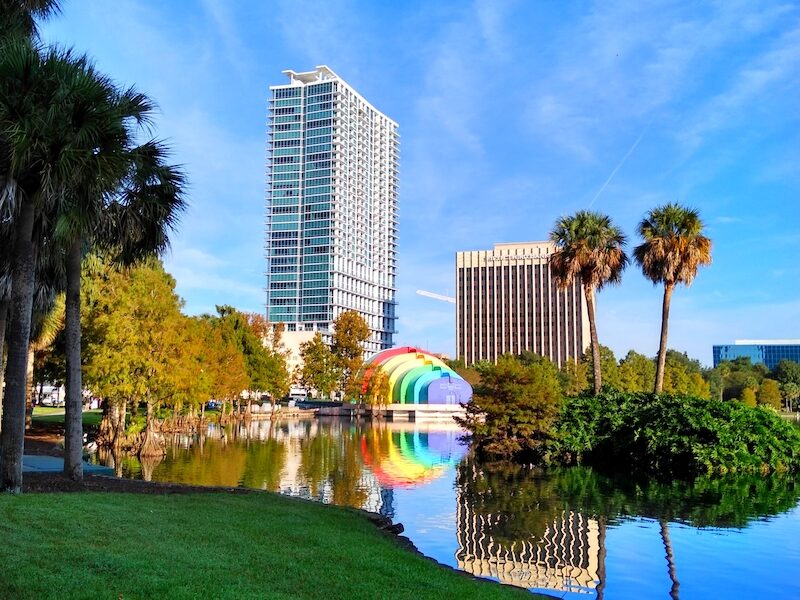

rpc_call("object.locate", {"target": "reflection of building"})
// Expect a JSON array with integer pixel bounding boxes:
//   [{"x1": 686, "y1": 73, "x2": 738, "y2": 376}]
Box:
[
  {"x1": 265, "y1": 65, "x2": 399, "y2": 353},
  {"x1": 712, "y1": 340, "x2": 800, "y2": 370},
  {"x1": 456, "y1": 242, "x2": 590, "y2": 366},
  {"x1": 455, "y1": 485, "x2": 604, "y2": 594}
]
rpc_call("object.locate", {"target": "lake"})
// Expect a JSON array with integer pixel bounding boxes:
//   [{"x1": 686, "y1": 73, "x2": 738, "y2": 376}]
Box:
[{"x1": 100, "y1": 418, "x2": 800, "y2": 600}]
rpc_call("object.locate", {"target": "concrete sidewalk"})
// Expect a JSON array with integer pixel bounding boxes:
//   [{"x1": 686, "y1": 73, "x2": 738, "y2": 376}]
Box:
[{"x1": 22, "y1": 455, "x2": 113, "y2": 475}]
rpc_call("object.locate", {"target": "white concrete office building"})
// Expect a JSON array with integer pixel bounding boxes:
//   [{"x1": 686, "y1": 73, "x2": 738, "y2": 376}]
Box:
[
  {"x1": 266, "y1": 66, "x2": 399, "y2": 353},
  {"x1": 456, "y1": 242, "x2": 590, "y2": 366}
]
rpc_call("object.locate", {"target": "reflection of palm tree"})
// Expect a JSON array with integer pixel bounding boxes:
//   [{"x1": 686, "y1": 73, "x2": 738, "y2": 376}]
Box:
[
  {"x1": 660, "y1": 520, "x2": 680, "y2": 600},
  {"x1": 596, "y1": 517, "x2": 607, "y2": 600}
]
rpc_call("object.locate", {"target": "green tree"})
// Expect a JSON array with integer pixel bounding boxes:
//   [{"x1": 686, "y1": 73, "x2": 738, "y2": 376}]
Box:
[
  {"x1": 772, "y1": 359, "x2": 800, "y2": 387},
  {"x1": 81, "y1": 257, "x2": 186, "y2": 454},
  {"x1": 617, "y1": 350, "x2": 656, "y2": 393},
  {"x1": 300, "y1": 333, "x2": 339, "y2": 399},
  {"x1": 663, "y1": 350, "x2": 710, "y2": 398},
  {"x1": 550, "y1": 211, "x2": 628, "y2": 394},
  {"x1": 60, "y1": 102, "x2": 185, "y2": 480},
  {"x1": 167, "y1": 316, "x2": 247, "y2": 418},
  {"x1": 198, "y1": 318, "x2": 249, "y2": 411},
  {"x1": 559, "y1": 357, "x2": 589, "y2": 396},
  {"x1": 0, "y1": 0, "x2": 61, "y2": 39},
  {"x1": 363, "y1": 366, "x2": 390, "y2": 408},
  {"x1": 581, "y1": 345, "x2": 621, "y2": 390},
  {"x1": 0, "y1": 0, "x2": 61, "y2": 417},
  {"x1": 740, "y1": 387, "x2": 757, "y2": 407},
  {"x1": 757, "y1": 379, "x2": 781, "y2": 410},
  {"x1": 634, "y1": 204, "x2": 712, "y2": 393},
  {"x1": 781, "y1": 382, "x2": 800, "y2": 412},
  {"x1": 715, "y1": 358, "x2": 766, "y2": 402},
  {"x1": 213, "y1": 306, "x2": 288, "y2": 407},
  {"x1": 456, "y1": 354, "x2": 562, "y2": 461},
  {"x1": 331, "y1": 310, "x2": 370, "y2": 399},
  {"x1": 0, "y1": 41, "x2": 124, "y2": 491}
]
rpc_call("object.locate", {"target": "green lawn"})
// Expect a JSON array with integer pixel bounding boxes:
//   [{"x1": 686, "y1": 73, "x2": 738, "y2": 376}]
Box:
[
  {"x1": 31, "y1": 407, "x2": 103, "y2": 427},
  {"x1": 0, "y1": 491, "x2": 540, "y2": 600}
]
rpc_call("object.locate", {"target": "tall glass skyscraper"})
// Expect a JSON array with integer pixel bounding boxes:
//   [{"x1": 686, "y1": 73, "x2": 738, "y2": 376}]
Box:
[{"x1": 266, "y1": 66, "x2": 399, "y2": 353}]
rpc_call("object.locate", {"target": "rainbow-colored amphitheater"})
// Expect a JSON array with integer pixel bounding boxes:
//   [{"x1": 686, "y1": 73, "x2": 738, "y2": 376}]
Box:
[{"x1": 361, "y1": 346, "x2": 473, "y2": 405}]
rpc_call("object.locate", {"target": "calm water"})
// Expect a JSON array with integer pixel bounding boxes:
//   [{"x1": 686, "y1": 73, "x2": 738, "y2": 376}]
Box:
[{"x1": 101, "y1": 418, "x2": 800, "y2": 600}]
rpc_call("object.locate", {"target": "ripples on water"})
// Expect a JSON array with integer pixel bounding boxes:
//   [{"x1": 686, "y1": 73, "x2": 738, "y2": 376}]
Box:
[{"x1": 100, "y1": 418, "x2": 800, "y2": 600}]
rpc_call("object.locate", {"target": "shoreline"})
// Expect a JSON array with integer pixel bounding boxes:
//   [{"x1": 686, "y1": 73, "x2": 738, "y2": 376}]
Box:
[{"x1": 19, "y1": 428, "x2": 544, "y2": 597}]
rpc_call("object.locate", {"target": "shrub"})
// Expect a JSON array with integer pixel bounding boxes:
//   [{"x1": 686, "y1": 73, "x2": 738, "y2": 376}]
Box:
[
  {"x1": 456, "y1": 354, "x2": 562, "y2": 462},
  {"x1": 552, "y1": 391, "x2": 800, "y2": 476}
]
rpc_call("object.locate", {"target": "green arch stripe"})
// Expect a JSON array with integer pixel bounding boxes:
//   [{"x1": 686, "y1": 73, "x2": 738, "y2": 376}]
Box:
[{"x1": 398, "y1": 365, "x2": 442, "y2": 403}]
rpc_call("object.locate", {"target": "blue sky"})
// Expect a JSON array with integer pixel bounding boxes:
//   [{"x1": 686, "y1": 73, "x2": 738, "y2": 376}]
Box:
[{"x1": 42, "y1": 0, "x2": 800, "y2": 366}]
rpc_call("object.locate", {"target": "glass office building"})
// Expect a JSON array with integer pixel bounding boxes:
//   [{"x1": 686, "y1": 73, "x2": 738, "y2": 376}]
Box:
[
  {"x1": 266, "y1": 66, "x2": 399, "y2": 352},
  {"x1": 712, "y1": 340, "x2": 800, "y2": 370}
]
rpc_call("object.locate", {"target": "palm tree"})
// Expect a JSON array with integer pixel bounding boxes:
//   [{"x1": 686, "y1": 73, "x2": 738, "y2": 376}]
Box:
[
  {"x1": 0, "y1": 1, "x2": 61, "y2": 40},
  {"x1": 634, "y1": 203, "x2": 712, "y2": 393},
  {"x1": 0, "y1": 40, "x2": 121, "y2": 492},
  {"x1": 60, "y1": 137, "x2": 186, "y2": 481},
  {"x1": 56, "y1": 84, "x2": 153, "y2": 481},
  {"x1": 550, "y1": 211, "x2": 628, "y2": 394}
]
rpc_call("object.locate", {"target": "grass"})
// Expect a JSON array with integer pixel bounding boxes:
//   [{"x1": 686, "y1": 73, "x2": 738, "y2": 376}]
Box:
[
  {"x1": 31, "y1": 407, "x2": 103, "y2": 427},
  {"x1": 0, "y1": 491, "x2": 541, "y2": 600}
]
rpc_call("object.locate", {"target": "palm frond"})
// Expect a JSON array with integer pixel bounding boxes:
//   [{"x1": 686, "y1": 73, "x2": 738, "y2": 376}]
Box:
[
  {"x1": 549, "y1": 210, "x2": 628, "y2": 290},
  {"x1": 634, "y1": 203, "x2": 712, "y2": 286}
]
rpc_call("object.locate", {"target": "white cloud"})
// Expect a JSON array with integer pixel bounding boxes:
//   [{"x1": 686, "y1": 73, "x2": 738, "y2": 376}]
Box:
[
  {"x1": 676, "y1": 23, "x2": 800, "y2": 153},
  {"x1": 199, "y1": 0, "x2": 252, "y2": 79}
]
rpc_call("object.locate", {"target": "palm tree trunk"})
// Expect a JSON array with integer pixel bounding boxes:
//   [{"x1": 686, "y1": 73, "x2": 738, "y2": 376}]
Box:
[
  {"x1": 0, "y1": 299, "x2": 8, "y2": 424},
  {"x1": 64, "y1": 238, "x2": 83, "y2": 480},
  {"x1": 654, "y1": 283, "x2": 674, "y2": 393},
  {"x1": 660, "y1": 519, "x2": 680, "y2": 599},
  {"x1": 584, "y1": 284, "x2": 602, "y2": 394},
  {"x1": 0, "y1": 199, "x2": 37, "y2": 493}
]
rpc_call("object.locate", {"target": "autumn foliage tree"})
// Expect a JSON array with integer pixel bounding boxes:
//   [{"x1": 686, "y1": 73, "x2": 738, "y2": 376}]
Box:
[
  {"x1": 300, "y1": 333, "x2": 339, "y2": 399},
  {"x1": 757, "y1": 379, "x2": 782, "y2": 410},
  {"x1": 364, "y1": 366, "x2": 390, "y2": 408},
  {"x1": 331, "y1": 310, "x2": 370, "y2": 400},
  {"x1": 81, "y1": 256, "x2": 185, "y2": 454}
]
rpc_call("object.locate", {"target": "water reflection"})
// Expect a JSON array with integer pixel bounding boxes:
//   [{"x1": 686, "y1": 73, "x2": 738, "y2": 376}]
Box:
[
  {"x1": 105, "y1": 420, "x2": 800, "y2": 599},
  {"x1": 111, "y1": 418, "x2": 465, "y2": 517},
  {"x1": 455, "y1": 459, "x2": 800, "y2": 597},
  {"x1": 456, "y1": 459, "x2": 606, "y2": 595}
]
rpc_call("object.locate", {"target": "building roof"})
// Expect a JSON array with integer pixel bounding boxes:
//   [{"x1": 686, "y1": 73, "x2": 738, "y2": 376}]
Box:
[{"x1": 732, "y1": 339, "x2": 800, "y2": 345}]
